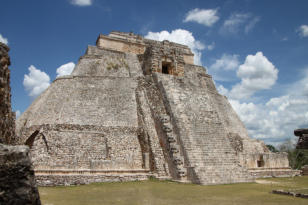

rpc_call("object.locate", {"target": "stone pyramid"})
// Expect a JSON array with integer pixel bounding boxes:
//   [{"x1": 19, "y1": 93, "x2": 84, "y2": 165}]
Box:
[{"x1": 16, "y1": 32, "x2": 296, "y2": 186}]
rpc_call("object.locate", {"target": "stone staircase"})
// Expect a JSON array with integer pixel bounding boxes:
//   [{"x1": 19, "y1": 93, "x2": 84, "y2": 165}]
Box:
[
  {"x1": 159, "y1": 114, "x2": 187, "y2": 178},
  {"x1": 153, "y1": 73, "x2": 252, "y2": 184},
  {"x1": 138, "y1": 77, "x2": 188, "y2": 181}
]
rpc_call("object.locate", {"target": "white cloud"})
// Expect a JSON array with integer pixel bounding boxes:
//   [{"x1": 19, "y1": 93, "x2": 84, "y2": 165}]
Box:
[
  {"x1": 23, "y1": 65, "x2": 50, "y2": 97},
  {"x1": 0, "y1": 34, "x2": 8, "y2": 45},
  {"x1": 298, "y1": 25, "x2": 308, "y2": 37},
  {"x1": 208, "y1": 54, "x2": 240, "y2": 82},
  {"x1": 210, "y1": 54, "x2": 239, "y2": 71},
  {"x1": 56, "y1": 62, "x2": 75, "y2": 77},
  {"x1": 70, "y1": 0, "x2": 92, "y2": 6},
  {"x1": 215, "y1": 55, "x2": 308, "y2": 146},
  {"x1": 244, "y1": 17, "x2": 260, "y2": 34},
  {"x1": 206, "y1": 42, "x2": 215, "y2": 51},
  {"x1": 145, "y1": 29, "x2": 206, "y2": 65},
  {"x1": 287, "y1": 68, "x2": 308, "y2": 97},
  {"x1": 15, "y1": 110, "x2": 21, "y2": 119},
  {"x1": 183, "y1": 8, "x2": 219, "y2": 27},
  {"x1": 230, "y1": 94, "x2": 308, "y2": 146},
  {"x1": 228, "y1": 52, "x2": 278, "y2": 99},
  {"x1": 220, "y1": 13, "x2": 259, "y2": 35},
  {"x1": 221, "y1": 66, "x2": 308, "y2": 146}
]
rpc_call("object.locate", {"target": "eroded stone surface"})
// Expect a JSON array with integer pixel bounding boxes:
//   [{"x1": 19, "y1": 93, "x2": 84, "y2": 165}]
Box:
[
  {"x1": 0, "y1": 42, "x2": 15, "y2": 144},
  {"x1": 0, "y1": 144, "x2": 41, "y2": 205}
]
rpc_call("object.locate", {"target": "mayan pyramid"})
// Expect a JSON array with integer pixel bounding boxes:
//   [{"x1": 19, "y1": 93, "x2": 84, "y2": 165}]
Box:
[{"x1": 16, "y1": 32, "x2": 296, "y2": 186}]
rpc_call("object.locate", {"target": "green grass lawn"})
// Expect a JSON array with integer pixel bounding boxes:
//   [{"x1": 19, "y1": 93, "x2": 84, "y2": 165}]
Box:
[{"x1": 39, "y1": 177, "x2": 308, "y2": 205}]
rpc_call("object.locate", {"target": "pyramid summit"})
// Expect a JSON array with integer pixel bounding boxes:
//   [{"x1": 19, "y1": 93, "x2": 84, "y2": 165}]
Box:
[{"x1": 16, "y1": 31, "x2": 297, "y2": 186}]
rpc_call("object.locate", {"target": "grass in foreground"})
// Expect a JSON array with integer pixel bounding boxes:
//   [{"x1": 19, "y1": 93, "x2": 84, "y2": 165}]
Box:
[{"x1": 39, "y1": 176, "x2": 308, "y2": 205}]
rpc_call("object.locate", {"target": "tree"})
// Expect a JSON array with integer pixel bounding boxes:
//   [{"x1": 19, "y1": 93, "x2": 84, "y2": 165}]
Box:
[
  {"x1": 278, "y1": 138, "x2": 295, "y2": 152},
  {"x1": 277, "y1": 138, "x2": 308, "y2": 169},
  {"x1": 266, "y1": 144, "x2": 278, "y2": 153}
]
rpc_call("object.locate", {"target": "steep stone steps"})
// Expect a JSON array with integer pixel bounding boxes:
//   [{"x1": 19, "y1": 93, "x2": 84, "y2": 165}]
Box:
[{"x1": 154, "y1": 73, "x2": 252, "y2": 184}]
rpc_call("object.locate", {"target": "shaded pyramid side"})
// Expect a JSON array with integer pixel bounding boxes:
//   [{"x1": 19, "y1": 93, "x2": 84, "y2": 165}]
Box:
[{"x1": 152, "y1": 67, "x2": 253, "y2": 184}]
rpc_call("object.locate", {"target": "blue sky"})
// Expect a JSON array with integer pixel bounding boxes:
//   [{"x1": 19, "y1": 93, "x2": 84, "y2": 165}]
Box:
[{"x1": 1, "y1": 0, "x2": 308, "y2": 145}]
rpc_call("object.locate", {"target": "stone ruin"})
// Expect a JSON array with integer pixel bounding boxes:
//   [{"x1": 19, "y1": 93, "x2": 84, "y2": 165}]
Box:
[
  {"x1": 295, "y1": 129, "x2": 308, "y2": 175},
  {"x1": 0, "y1": 42, "x2": 15, "y2": 145},
  {"x1": 0, "y1": 42, "x2": 41, "y2": 204},
  {"x1": 16, "y1": 32, "x2": 298, "y2": 186},
  {"x1": 295, "y1": 129, "x2": 308, "y2": 150}
]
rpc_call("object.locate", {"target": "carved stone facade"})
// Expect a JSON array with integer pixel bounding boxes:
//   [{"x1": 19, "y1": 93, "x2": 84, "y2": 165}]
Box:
[{"x1": 16, "y1": 32, "x2": 298, "y2": 186}]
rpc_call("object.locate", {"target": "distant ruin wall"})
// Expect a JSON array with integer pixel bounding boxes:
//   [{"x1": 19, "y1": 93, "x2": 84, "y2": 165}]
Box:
[{"x1": 0, "y1": 42, "x2": 15, "y2": 144}]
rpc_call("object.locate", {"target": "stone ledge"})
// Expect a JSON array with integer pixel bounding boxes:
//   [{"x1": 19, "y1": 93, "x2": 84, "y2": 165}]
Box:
[
  {"x1": 35, "y1": 169, "x2": 150, "y2": 175},
  {"x1": 35, "y1": 173, "x2": 151, "y2": 186},
  {"x1": 248, "y1": 167, "x2": 294, "y2": 171},
  {"x1": 249, "y1": 168, "x2": 301, "y2": 178}
]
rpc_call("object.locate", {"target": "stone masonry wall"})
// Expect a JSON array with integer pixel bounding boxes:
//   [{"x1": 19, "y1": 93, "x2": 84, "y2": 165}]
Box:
[
  {"x1": 25, "y1": 125, "x2": 143, "y2": 171},
  {"x1": 0, "y1": 42, "x2": 15, "y2": 144},
  {"x1": 16, "y1": 76, "x2": 139, "y2": 136},
  {"x1": 0, "y1": 144, "x2": 41, "y2": 204},
  {"x1": 143, "y1": 41, "x2": 185, "y2": 76}
]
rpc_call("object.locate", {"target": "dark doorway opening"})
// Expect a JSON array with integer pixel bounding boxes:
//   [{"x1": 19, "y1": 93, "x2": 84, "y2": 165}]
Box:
[
  {"x1": 257, "y1": 155, "x2": 265, "y2": 167},
  {"x1": 162, "y1": 62, "x2": 171, "y2": 74}
]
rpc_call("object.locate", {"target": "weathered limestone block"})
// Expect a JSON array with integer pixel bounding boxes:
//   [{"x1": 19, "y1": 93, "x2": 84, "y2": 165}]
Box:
[{"x1": 0, "y1": 144, "x2": 41, "y2": 205}]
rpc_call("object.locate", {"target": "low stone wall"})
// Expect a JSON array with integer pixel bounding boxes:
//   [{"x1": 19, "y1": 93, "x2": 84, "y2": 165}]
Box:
[
  {"x1": 35, "y1": 173, "x2": 150, "y2": 186},
  {"x1": 0, "y1": 144, "x2": 41, "y2": 204},
  {"x1": 243, "y1": 152, "x2": 289, "y2": 169},
  {"x1": 249, "y1": 167, "x2": 301, "y2": 178}
]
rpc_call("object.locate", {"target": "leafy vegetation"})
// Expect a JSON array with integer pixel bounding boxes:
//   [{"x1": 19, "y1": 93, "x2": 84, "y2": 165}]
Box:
[{"x1": 266, "y1": 144, "x2": 279, "y2": 152}]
